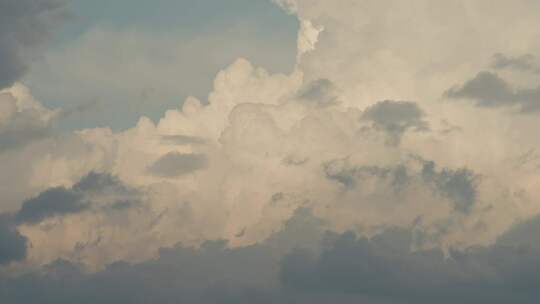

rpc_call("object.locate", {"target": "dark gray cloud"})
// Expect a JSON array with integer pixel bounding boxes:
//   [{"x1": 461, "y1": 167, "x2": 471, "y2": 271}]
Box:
[
  {"x1": 148, "y1": 152, "x2": 208, "y2": 177},
  {"x1": 15, "y1": 187, "x2": 88, "y2": 225},
  {"x1": 446, "y1": 71, "x2": 540, "y2": 112},
  {"x1": 361, "y1": 100, "x2": 429, "y2": 145},
  {"x1": 0, "y1": 215, "x2": 27, "y2": 265},
  {"x1": 0, "y1": 242, "x2": 279, "y2": 304},
  {"x1": 421, "y1": 160, "x2": 478, "y2": 213},
  {"x1": 0, "y1": 0, "x2": 67, "y2": 89},
  {"x1": 73, "y1": 171, "x2": 136, "y2": 196},
  {"x1": 492, "y1": 53, "x2": 540, "y2": 74},
  {"x1": 297, "y1": 78, "x2": 339, "y2": 106},
  {"x1": 496, "y1": 214, "x2": 540, "y2": 249},
  {"x1": 15, "y1": 172, "x2": 138, "y2": 225},
  {"x1": 280, "y1": 227, "x2": 540, "y2": 304},
  {"x1": 0, "y1": 209, "x2": 312, "y2": 303},
  {"x1": 324, "y1": 159, "x2": 408, "y2": 189},
  {"x1": 323, "y1": 157, "x2": 478, "y2": 213},
  {"x1": 3, "y1": 210, "x2": 540, "y2": 303},
  {"x1": 446, "y1": 72, "x2": 516, "y2": 106}
]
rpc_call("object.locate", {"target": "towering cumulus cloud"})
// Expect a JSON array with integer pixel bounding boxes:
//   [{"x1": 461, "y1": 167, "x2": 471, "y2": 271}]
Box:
[{"x1": 2, "y1": 0, "x2": 540, "y2": 303}]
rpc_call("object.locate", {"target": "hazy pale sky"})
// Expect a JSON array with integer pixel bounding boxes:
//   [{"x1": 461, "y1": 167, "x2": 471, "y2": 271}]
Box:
[
  {"x1": 24, "y1": 0, "x2": 298, "y2": 129},
  {"x1": 2, "y1": 0, "x2": 540, "y2": 303}
]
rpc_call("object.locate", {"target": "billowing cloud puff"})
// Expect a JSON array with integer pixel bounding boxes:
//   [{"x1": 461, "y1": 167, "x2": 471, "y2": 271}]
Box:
[
  {"x1": 0, "y1": 57, "x2": 516, "y2": 268},
  {"x1": 0, "y1": 84, "x2": 58, "y2": 152}
]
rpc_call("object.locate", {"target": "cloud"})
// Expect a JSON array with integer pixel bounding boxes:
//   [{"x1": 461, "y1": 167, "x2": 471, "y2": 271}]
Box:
[
  {"x1": 361, "y1": 100, "x2": 429, "y2": 145},
  {"x1": 421, "y1": 160, "x2": 479, "y2": 213},
  {"x1": 496, "y1": 214, "x2": 540, "y2": 249},
  {"x1": 15, "y1": 187, "x2": 87, "y2": 225},
  {"x1": 3, "y1": 3, "x2": 540, "y2": 303},
  {"x1": 15, "y1": 172, "x2": 139, "y2": 225},
  {"x1": 446, "y1": 71, "x2": 540, "y2": 112},
  {"x1": 492, "y1": 53, "x2": 540, "y2": 74},
  {"x1": 280, "y1": 226, "x2": 540, "y2": 303},
  {"x1": 297, "y1": 78, "x2": 339, "y2": 106},
  {"x1": 0, "y1": 0, "x2": 66, "y2": 89},
  {"x1": 323, "y1": 158, "x2": 409, "y2": 189},
  {"x1": 160, "y1": 135, "x2": 208, "y2": 146},
  {"x1": 72, "y1": 171, "x2": 136, "y2": 196},
  {"x1": 0, "y1": 215, "x2": 27, "y2": 265},
  {"x1": 323, "y1": 157, "x2": 478, "y2": 213},
  {"x1": 0, "y1": 208, "x2": 316, "y2": 303},
  {"x1": 0, "y1": 55, "x2": 518, "y2": 268},
  {"x1": 147, "y1": 152, "x2": 208, "y2": 178},
  {"x1": 3, "y1": 211, "x2": 540, "y2": 303},
  {"x1": 0, "y1": 86, "x2": 56, "y2": 152},
  {"x1": 446, "y1": 72, "x2": 514, "y2": 107}
]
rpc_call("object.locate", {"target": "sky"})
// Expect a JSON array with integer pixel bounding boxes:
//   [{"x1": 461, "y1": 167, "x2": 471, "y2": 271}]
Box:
[
  {"x1": 23, "y1": 0, "x2": 298, "y2": 129},
  {"x1": 2, "y1": 0, "x2": 540, "y2": 303}
]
